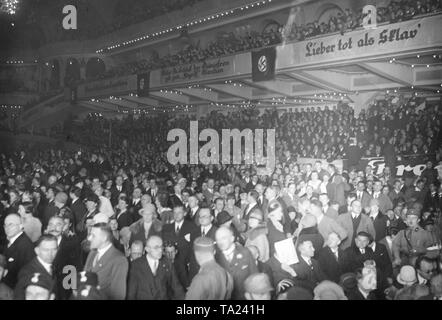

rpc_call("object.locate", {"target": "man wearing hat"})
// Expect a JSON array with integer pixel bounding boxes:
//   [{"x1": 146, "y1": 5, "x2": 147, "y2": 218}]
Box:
[
  {"x1": 392, "y1": 209, "x2": 434, "y2": 267},
  {"x1": 14, "y1": 234, "x2": 58, "y2": 300},
  {"x1": 128, "y1": 235, "x2": 184, "y2": 300},
  {"x1": 186, "y1": 237, "x2": 233, "y2": 300},
  {"x1": 216, "y1": 210, "x2": 243, "y2": 245},
  {"x1": 24, "y1": 272, "x2": 55, "y2": 300},
  {"x1": 244, "y1": 273, "x2": 273, "y2": 300},
  {"x1": 215, "y1": 227, "x2": 258, "y2": 300},
  {"x1": 77, "y1": 193, "x2": 100, "y2": 241}
]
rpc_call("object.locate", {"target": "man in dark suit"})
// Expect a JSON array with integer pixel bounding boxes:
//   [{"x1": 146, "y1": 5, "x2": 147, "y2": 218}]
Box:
[
  {"x1": 14, "y1": 234, "x2": 58, "y2": 300},
  {"x1": 372, "y1": 180, "x2": 393, "y2": 214},
  {"x1": 127, "y1": 235, "x2": 184, "y2": 300},
  {"x1": 42, "y1": 187, "x2": 59, "y2": 230},
  {"x1": 196, "y1": 208, "x2": 218, "y2": 241},
  {"x1": 368, "y1": 199, "x2": 389, "y2": 242},
  {"x1": 69, "y1": 186, "x2": 87, "y2": 232},
  {"x1": 128, "y1": 203, "x2": 162, "y2": 246},
  {"x1": 146, "y1": 178, "x2": 159, "y2": 203},
  {"x1": 317, "y1": 232, "x2": 346, "y2": 283},
  {"x1": 355, "y1": 181, "x2": 373, "y2": 210},
  {"x1": 115, "y1": 195, "x2": 134, "y2": 231},
  {"x1": 243, "y1": 190, "x2": 260, "y2": 223},
  {"x1": 186, "y1": 196, "x2": 201, "y2": 225},
  {"x1": 128, "y1": 187, "x2": 143, "y2": 223},
  {"x1": 369, "y1": 237, "x2": 393, "y2": 283},
  {"x1": 343, "y1": 232, "x2": 375, "y2": 273},
  {"x1": 169, "y1": 184, "x2": 184, "y2": 208},
  {"x1": 162, "y1": 205, "x2": 198, "y2": 289},
  {"x1": 2, "y1": 214, "x2": 35, "y2": 288},
  {"x1": 84, "y1": 223, "x2": 129, "y2": 300},
  {"x1": 47, "y1": 215, "x2": 81, "y2": 300},
  {"x1": 110, "y1": 175, "x2": 129, "y2": 207},
  {"x1": 293, "y1": 239, "x2": 326, "y2": 292},
  {"x1": 215, "y1": 227, "x2": 258, "y2": 300}
]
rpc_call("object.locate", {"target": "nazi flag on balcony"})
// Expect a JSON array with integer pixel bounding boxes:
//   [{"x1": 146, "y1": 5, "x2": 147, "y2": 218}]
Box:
[
  {"x1": 137, "y1": 72, "x2": 150, "y2": 97},
  {"x1": 252, "y1": 47, "x2": 276, "y2": 82}
]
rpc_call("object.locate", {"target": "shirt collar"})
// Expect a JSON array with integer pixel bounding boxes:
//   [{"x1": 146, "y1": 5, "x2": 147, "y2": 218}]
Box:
[
  {"x1": 146, "y1": 254, "x2": 159, "y2": 269},
  {"x1": 202, "y1": 224, "x2": 212, "y2": 233},
  {"x1": 175, "y1": 220, "x2": 184, "y2": 229},
  {"x1": 37, "y1": 256, "x2": 52, "y2": 274},
  {"x1": 97, "y1": 243, "x2": 113, "y2": 260},
  {"x1": 8, "y1": 231, "x2": 23, "y2": 246}
]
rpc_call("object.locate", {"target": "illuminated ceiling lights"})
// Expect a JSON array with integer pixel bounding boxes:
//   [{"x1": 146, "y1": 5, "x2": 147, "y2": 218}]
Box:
[
  {"x1": 96, "y1": 0, "x2": 273, "y2": 53},
  {"x1": 0, "y1": 0, "x2": 19, "y2": 15}
]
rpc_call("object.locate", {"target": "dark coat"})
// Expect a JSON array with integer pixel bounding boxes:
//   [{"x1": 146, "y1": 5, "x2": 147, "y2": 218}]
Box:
[
  {"x1": 53, "y1": 235, "x2": 82, "y2": 300},
  {"x1": 127, "y1": 256, "x2": 184, "y2": 300},
  {"x1": 84, "y1": 245, "x2": 129, "y2": 300},
  {"x1": 14, "y1": 257, "x2": 53, "y2": 300},
  {"x1": 216, "y1": 243, "x2": 258, "y2": 300},
  {"x1": 2, "y1": 233, "x2": 35, "y2": 289},
  {"x1": 292, "y1": 256, "x2": 326, "y2": 292},
  {"x1": 116, "y1": 210, "x2": 134, "y2": 231},
  {"x1": 317, "y1": 246, "x2": 346, "y2": 283},
  {"x1": 162, "y1": 220, "x2": 199, "y2": 289},
  {"x1": 296, "y1": 226, "x2": 324, "y2": 260},
  {"x1": 129, "y1": 219, "x2": 163, "y2": 246},
  {"x1": 70, "y1": 198, "x2": 87, "y2": 234},
  {"x1": 371, "y1": 213, "x2": 389, "y2": 242}
]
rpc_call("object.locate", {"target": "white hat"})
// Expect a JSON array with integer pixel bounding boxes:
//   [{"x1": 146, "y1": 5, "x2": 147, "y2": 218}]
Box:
[{"x1": 93, "y1": 213, "x2": 109, "y2": 224}]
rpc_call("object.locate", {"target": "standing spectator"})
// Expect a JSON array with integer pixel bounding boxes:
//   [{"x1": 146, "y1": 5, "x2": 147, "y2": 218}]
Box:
[
  {"x1": 215, "y1": 226, "x2": 258, "y2": 300},
  {"x1": 84, "y1": 223, "x2": 129, "y2": 300}
]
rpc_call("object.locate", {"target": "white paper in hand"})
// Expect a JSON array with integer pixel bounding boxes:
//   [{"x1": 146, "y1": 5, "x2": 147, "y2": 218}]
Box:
[{"x1": 274, "y1": 238, "x2": 298, "y2": 265}]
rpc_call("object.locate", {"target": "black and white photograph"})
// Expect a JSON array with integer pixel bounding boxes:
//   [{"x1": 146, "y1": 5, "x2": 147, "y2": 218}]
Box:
[{"x1": 0, "y1": 0, "x2": 442, "y2": 306}]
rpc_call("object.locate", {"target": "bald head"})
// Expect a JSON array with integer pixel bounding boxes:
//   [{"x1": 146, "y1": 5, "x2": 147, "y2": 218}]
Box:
[
  {"x1": 215, "y1": 226, "x2": 235, "y2": 252},
  {"x1": 4, "y1": 214, "x2": 23, "y2": 239},
  {"x1": 146, "y1": 236, "x2": 163, "y2": 260},
  {"x1": 140, "y1": 203, "x2": 156, "y2": 221},
  {"x1": 300, "y1": 214, "x2": 317, "y2": 228}
]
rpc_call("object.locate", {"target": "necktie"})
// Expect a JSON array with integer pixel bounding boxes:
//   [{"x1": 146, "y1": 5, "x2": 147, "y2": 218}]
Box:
[
  {"x1": 360, "y1": 249, "x2": 365, "y2": 254},
  {"x1": 92, "y1": 252, "x2": 100, "y2": 268},
  {"x1": 152, "y1": 260, "x2": 158, "y2": 275},
  {"x1": 175, "y1": 225, "x2": 180, "y2": 235},
  {"x1": 201, "y1": 228, "x2": 206, "y2": 237}
]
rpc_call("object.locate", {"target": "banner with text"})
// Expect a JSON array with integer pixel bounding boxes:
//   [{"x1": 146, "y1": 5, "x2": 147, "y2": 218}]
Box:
[
  {"x1": 77, "y1": 74, "x2": 137, "y2": 99},
  {"x1": 155, "y1": 56, "x2": 235, "y2": 86},
  {"x1": 277, "y1": 14, "x2": 442, "y2": 68},
  {"x1": 351, "y1": 154, "x2": 435, "y2": 177}
]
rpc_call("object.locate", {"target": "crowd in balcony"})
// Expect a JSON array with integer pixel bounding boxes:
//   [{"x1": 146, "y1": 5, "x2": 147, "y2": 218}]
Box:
[{"x1": 81, "y1": 0, "x2": 442, "y2": 84}]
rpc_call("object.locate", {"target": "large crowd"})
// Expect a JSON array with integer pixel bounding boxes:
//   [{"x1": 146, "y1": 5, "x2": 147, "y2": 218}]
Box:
[{"x1": 0, "y1": 94, "x2": 442, "y2": 300}]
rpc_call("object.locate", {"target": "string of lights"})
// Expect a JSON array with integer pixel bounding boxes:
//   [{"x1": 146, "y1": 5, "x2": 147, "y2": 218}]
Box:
[{"x1": 96, "y1": 0, "x2": 274, "y2": 53}]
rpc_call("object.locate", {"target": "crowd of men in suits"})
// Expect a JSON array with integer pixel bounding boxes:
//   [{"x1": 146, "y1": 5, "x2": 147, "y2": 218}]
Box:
[{"x1": 0, "y1": 140, "x2": 441, "y2": 300}]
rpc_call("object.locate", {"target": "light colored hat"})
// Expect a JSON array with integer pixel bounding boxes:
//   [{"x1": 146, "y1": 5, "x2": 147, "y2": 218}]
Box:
[{"x1": 397, "y1": 265, "x2": 417, "y2": 286}]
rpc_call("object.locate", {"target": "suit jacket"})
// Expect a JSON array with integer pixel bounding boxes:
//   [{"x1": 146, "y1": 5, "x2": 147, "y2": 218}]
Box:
[
  {"x1": 371, "y1": 242, "x2": 393, "y2": 278},
  {"x1": 293, "y1": 256, "x2": 326, "y2": 292},
  {"x1": 337, "y1": 213, "x2": 376, "y2": 250},
  {"x1": 196, "y1": 224, "x2": 218, "y2": 241},
  {"x1": 355, "y1": 191, "x2": 372, "y2": 210},
  {"x1": 185, "y1": 260, "x2": 233, "y2": 300},
  {"x1": 216, "y1": 244, "x2": 258, "y2": 300},
  {"x1": 42, "y1": 201, "x2": 59, "y2": 230},
  {"x1": 169, "y1": 194, "x2": 184, "y2": 208},
  {"x1": 127, "y1": 256, "x2": 184, "y2": 300},
  {"x1": 186, "y1": 207, "x2": 200, "y2": 225},
  {"x1": 371, "y1": 213, "x2": 389, "y2": 242},
  {"x1": 2, "y1": 233, "x2": 35, "y2": 289},
  {"x1": 84, "y1": 245, "x2": 129, "y2": 300},
  {"x1": 317, "y1": 246, "x2": 346, "y2": 283},
  {"x1": 110, "y1": 185, "x2": 129, "y2": 206},
  {"x1": 128, "y1": 199, "x2": 142, "y2": 222},
  {"x1": 162, "y1": 220, "x2": 199, "y2": 289},
  {"x1": 146, "y1": 187, "x2": 159, "y2": 202},
  {"x1": 116, "y1": 210, "x2": 134, "y2": 231},
  {"x1": 388, "y1": 190, "x2": 405, "y2": 207},
  {"x1": 373, "y1": 194, "x2": 393, "y2": 214},
  {"x1": 14, "y1": 257, "x2": 53, "y2": 300},
  {"x1": 242, "y1": 203, "x2": 259, "y2": 221},
  {"x1": 343, "y1": 246, "x2": 375, "y2": 273},
  {"x1": 70, "y1": 198, "x2": 87, "y2": 233},
  {"x1": 53, "y1": 235, "x2": 82, "y2": 300}
]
